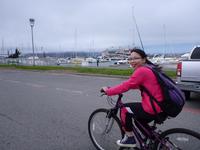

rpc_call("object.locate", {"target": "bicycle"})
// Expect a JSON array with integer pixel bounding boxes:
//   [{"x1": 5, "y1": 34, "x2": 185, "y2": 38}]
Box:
[{"x1": 88, "y1": 93, "x2": 200, "y2": 150}]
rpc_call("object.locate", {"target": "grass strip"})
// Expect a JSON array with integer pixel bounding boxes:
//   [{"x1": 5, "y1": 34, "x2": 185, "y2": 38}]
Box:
[{"x1": 0, "y1": 64, "x2": 176, "y2": 78}]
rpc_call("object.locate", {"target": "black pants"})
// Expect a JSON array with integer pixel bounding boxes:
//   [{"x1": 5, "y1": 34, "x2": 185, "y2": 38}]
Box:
[{"x1": 120, "y1": 102, "x2": 162, "y2": 132}]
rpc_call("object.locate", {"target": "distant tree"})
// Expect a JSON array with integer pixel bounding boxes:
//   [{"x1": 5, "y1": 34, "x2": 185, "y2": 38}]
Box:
[{"x1": 8, "y1": 48, "x2": 21, "y2": 58}]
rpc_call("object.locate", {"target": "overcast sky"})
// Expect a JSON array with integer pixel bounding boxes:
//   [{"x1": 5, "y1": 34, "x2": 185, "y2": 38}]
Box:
[{"x1": 1, "y1": 0, "x2": 199, "y2": 53}]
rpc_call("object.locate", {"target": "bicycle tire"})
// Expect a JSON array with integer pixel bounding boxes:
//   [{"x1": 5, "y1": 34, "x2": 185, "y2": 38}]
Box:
[
  {"x1": 88, "y1": 108, "x2": 124, "y2": 150},
  {"x1": 154, "y1": 128, "x2": 200, "y2": 150}
]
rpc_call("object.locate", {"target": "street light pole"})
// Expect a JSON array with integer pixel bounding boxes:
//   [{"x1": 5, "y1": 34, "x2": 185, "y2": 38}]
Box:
[{"x1": 29, "y1": 18, "x2": 35, "y2": 66}]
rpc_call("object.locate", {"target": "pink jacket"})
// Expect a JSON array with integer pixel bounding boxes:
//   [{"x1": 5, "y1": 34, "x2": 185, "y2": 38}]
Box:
[{"x1": 105, "y1": 66, "x2": 163, "y2": 115}]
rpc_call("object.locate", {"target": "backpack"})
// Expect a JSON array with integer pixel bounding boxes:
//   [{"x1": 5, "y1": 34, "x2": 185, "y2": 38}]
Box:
[{"x1": 141, "y1": 65, "x2": 185, "y2": 117}]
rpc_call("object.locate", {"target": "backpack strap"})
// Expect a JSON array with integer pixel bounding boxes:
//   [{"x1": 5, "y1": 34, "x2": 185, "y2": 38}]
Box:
[
  {"x1": 144, "y1": 64, "x2": 175, "y2": 85},
  {"x1": 140, "y1": 85, "x2": 160, "y2": 115},
  {"x1": 140, "y1": 85, "x2": 166, "y2": 123}
]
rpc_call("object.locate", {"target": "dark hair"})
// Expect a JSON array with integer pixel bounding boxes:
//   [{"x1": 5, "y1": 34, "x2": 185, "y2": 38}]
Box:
[
  {"x1": 130, "y1": 48, "x2": 162, "y2": 71},
  {"x1": 130, "y1": 48, "x2": 147, "y2": 59}
]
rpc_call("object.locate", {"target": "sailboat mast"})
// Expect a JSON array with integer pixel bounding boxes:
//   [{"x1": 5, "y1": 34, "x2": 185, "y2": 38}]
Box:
[
  {"x1": 1, "y1": 38, "x2": 4, "y2": 56},
  {"x1": 74, "y1": 28, "x2": 77, "y2": 58},
  {"x1": 132, "y1": 7, "x2": 144, "y2": 50},
  {"x1": 163, "y1": 24, "x2": 167, "y2": 56}
]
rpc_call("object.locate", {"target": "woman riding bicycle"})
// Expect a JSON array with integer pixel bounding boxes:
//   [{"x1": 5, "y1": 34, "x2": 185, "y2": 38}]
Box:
[{"x1": 101, "y1": 48, "x2": 167, "y2": 148}]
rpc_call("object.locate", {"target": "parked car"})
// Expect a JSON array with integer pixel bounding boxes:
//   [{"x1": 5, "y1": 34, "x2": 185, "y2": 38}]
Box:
[{"x1": 176, "y1": 46, "x2": 200, "y2": 99}]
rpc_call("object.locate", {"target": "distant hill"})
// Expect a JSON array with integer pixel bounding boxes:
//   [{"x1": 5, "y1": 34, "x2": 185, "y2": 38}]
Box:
[{"x1": 22, "y1": 51, "x2": 101, "y2": 58}]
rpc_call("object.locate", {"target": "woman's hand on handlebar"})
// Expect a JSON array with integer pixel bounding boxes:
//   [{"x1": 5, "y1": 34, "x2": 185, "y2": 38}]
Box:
[{"x1": 100, "y1": 86, "x2": 109, "y2": 94}]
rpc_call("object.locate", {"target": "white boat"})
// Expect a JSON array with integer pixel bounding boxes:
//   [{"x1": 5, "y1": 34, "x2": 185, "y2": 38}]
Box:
[
  {"x1": 81, "y1": 60, "x2": 89, "y2": 66},
  {"x1": 180, "y1": 53, "x2": 190, "y2": 60},
  {"x1": 70, "y1": 57, "x2": 85, "y2": 64},
  {"x1": 27, "y1": 56, "x2": 39, "y2": 60},
  {"x1": 85, "y1": 57, "x2": 97, "y2": 63},
  {"x1": 114, "y1": 59, "x2": 128, "y2": 65},
  {"x1": 56, "y1": 58, "x2": 70, "y2": 65},
  {"x1": 150, "y1": 55, "x2": 178, "y2": 64}
]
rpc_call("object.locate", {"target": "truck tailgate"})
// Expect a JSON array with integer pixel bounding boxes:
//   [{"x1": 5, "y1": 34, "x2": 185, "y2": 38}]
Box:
[{"x1": 181, "y1": 61, "x2": 200, "y2": 82}]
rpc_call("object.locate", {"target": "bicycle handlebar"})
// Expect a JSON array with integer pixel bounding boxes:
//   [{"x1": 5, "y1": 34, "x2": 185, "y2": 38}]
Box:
[
  {"x1": 100, "y1": 89, "x2": 123, "y2": 98},
  {"x1": 117, "y1": 93, "x2": 123, "y2": 100},
  {"x1": 100, "y1": 88, "x2": 105, "y2": 93}
]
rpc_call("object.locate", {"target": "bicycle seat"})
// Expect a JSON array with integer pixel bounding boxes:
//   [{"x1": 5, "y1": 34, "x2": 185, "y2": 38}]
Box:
[{"x1": 154, "y1": 113, "x2": 167, "y2": 124}]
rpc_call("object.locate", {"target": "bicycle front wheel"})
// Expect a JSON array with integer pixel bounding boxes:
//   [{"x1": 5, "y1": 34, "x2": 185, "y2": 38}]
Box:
[
  {"x1": 155, "y1": 128, "x2": 200, "y2": 150},
  {"x1": 88, "y1": 108, "x2": 124, "y2": 150}
]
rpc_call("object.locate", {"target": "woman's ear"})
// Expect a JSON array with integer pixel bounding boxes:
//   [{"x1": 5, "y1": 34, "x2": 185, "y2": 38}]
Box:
[{"x1": 142, "y1": 58, "x2": 146, "y2": 64}]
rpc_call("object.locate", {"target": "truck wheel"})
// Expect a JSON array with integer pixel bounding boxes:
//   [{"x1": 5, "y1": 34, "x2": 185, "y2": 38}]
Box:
[{"x1": 183, "y1": 90, "x2": 190, "y2": 100}]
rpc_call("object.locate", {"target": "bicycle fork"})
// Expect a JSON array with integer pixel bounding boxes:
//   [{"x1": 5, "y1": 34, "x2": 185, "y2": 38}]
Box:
[
  {"x1": 102, "y1": 109, "x2": 116, "y2": 134},
  {"x1": 104, "y1": 118, "x2": 114, "y2": 134}
]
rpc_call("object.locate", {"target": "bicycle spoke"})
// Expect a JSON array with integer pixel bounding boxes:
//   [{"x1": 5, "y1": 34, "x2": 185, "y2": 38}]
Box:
[
  {"x1": 166, "y1": 133, "x2": 199, "y2": 149},
  {"x1": 88, "y1": 109, "x2": 123, "y2": 150},
  {"x1": 156, "y1": 128, "x2": 200, "y2": 150}
]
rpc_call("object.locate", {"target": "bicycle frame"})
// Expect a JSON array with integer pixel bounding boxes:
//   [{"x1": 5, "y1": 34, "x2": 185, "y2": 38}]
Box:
[
  {"x1": 106, "y1": 94, "x2": 166, "y2": 150},
  {"x1": 89, "y1": 93, "x2": 199, "y2": 150}
]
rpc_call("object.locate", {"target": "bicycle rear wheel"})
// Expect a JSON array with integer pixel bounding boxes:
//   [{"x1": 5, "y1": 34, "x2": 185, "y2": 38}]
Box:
[
  {"x1": 88, "y1": 108, "x2": 124, "y2": 150},
  {"x1": 155, "y1": 128, "x2": 200, "y2": 150}
]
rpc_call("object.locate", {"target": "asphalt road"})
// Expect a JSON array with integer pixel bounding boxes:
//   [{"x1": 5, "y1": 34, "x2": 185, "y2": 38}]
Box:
[{"x1": 0, "y1": 69, "x2": 199, "y2": 150}]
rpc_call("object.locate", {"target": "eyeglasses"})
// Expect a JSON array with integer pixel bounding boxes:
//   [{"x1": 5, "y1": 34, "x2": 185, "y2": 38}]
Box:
[{"x1": 127, "y1": 57, "x2": 142, "y2": 61}]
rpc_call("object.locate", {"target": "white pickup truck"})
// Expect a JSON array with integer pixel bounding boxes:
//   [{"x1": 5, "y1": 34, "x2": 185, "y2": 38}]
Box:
[{"x1": 176, "y1": 46, "x2": 200, "y2": 99}]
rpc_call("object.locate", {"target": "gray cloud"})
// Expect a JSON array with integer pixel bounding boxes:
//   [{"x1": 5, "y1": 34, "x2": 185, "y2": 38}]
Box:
[{"x1": 0, "y1": 0, "x2": 199, "y2": 53}]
